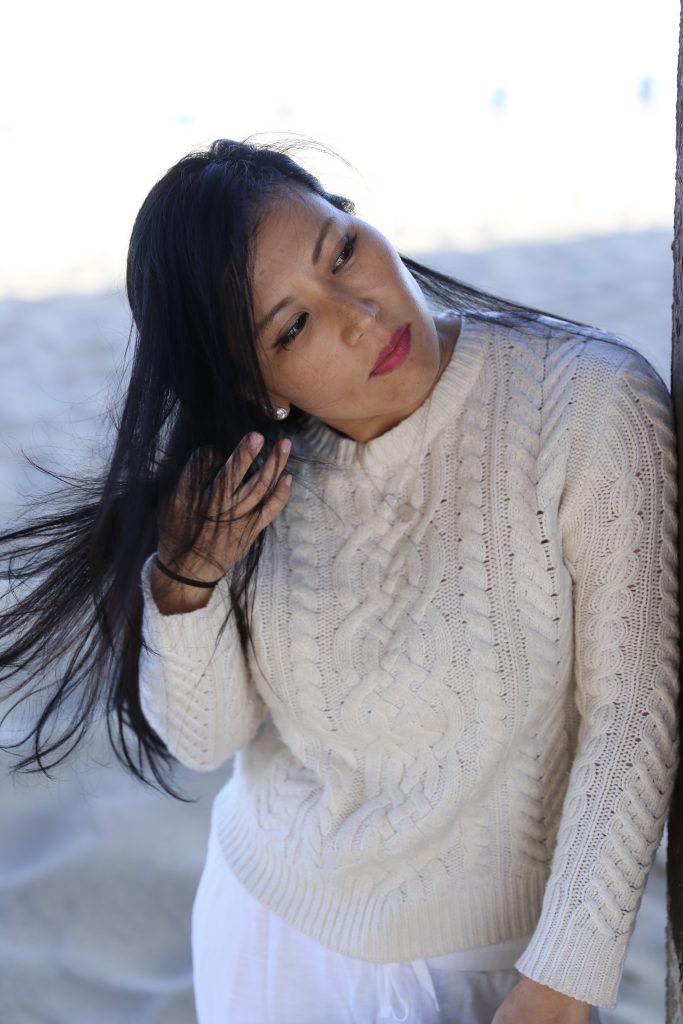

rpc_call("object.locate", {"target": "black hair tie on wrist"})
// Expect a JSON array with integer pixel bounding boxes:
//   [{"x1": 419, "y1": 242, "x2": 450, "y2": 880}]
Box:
[{"x1": 153, "y1": 554, "x2": 222, "y2": 589}]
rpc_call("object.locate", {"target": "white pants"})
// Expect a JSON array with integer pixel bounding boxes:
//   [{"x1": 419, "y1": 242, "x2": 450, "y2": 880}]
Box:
[{"x1": 191, "y1": 832, "x2": 604, "y2": 1024}]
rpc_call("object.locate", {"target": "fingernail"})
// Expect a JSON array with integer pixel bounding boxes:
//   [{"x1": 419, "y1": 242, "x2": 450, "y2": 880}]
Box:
[
  {"x1": 248, "y1": 432, "x2": 264, "y2": 451},
  {"x1": 279, "y1": 439, "x2": 292, "y2": 455},
  {"x1": 283, "y1": 473, "x2": 293, "y2": 487}
]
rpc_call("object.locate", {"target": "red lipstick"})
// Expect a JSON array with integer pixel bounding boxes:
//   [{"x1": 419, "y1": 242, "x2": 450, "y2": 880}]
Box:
[{"x1": 369, "y1": 324, "x2": 411, "y2": 377}]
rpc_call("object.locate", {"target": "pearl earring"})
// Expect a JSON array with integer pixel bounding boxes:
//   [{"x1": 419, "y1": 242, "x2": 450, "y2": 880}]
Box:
[{"x1": 263, "y1": 404, "x2": 289, "y2": 420}]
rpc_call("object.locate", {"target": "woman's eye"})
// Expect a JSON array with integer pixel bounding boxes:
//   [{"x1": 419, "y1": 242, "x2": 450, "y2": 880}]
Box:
[
  {"x1": 333, "y1": 233, "x2": 357, "y2": 271},
  {"x1": 277, "y1": 312, "x2": 308, "y2": 349},
  {"x1": 274, "y1": 233, "x2": 357, "y2": 350}
]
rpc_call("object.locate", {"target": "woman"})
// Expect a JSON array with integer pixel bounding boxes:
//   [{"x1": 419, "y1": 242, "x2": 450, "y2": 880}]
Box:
[{"x1": 0, "y1": 137, "x2": 678, "y2": 1024}]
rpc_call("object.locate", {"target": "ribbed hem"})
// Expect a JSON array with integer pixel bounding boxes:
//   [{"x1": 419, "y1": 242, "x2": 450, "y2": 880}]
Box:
[
  {"x1": 298, "y1": 311, "x2": 492, "y2": 469},
  {"x1": 515, "y1": 883, "x2": 626, "y2": 1008},
  {"x1": 212, "y1": 781, "x2": 547, "y2": 964}
]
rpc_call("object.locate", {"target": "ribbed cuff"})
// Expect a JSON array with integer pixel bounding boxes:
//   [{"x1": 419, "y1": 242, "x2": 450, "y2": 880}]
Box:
[
  {"x1": 514, "y1": 884, "x2": 627, "y2": 1008},
  {"x1": 140, "y1": 553, "x2": 237, "y2": 652}
]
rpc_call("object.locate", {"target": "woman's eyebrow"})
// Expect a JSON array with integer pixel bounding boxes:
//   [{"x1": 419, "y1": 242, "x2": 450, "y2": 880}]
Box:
[
  {"x1": 256, "y1": 216, "x2": 336, "y2": 335},
  {"x1": 311, "y1": 216, "x2": 334, "y2": 265}
]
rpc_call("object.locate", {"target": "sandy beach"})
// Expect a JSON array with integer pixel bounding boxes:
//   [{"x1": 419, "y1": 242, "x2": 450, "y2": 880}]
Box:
[{"x1": 0, "y1": 226, "x2": 674, "y2": 1022}]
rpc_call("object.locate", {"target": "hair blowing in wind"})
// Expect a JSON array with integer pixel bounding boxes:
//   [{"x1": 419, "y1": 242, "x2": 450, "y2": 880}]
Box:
[{"x1": 0, "y1": 136, "x2": 598, "y2": 796}]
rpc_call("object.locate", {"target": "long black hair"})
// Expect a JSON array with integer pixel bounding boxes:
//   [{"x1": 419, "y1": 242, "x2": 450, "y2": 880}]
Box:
[{"x1": 0, "y1": 136, "x2": 601, "y2": 796}]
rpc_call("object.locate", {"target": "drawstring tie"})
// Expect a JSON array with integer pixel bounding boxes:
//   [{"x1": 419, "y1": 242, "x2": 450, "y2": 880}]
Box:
[{"x1": 376, "y1": 959, "x2": 440, "y2": 1022}]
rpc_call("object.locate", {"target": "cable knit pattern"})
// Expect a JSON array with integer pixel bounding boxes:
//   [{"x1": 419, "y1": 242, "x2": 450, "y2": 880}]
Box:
[{"x1": 138, "y1": 311, "x2": 679, "y2": 1008}]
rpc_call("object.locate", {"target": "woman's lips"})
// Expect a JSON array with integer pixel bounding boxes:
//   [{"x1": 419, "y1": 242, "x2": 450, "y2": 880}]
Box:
[{"x1": 369, "y1": 324, "x2": 411, "y2": 377}]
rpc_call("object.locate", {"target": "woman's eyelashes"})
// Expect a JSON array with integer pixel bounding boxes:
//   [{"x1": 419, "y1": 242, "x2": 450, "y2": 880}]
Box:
[
  {"x1": 278, "y1": 313, "x2": 308, "y2": 349},
  {"x1": 333, "y1": 233, "x2": 357, "y2": 270},
  {"x1": 275, "y1": 233, "x2": 358, "y2": 350}
]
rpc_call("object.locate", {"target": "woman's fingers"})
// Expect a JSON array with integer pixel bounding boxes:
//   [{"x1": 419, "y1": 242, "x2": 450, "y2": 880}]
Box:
[
  {"x1": 201, "y1": 433, "x2": 264, "y2": 499},
  {"x1": 233, "y1": 472, "x2": 292, "y2": 554},
  {"x1": 179, "y1": 434, "x2": 261, "y2": 496},
  {"x1": 204, "y1": 437, "x2": 292, "y2": 555},
  {"x1": 234, "y1": 438, "x2": 292, "y2": 508},
  {"x1": 161, "y1": 434, "x2": 293, "y2": 571},
  {"x1": 246, "y1": 461, "x2": 293, "y2": 531}
]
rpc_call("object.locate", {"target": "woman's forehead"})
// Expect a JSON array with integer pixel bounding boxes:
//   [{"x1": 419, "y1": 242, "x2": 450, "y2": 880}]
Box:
[
  {"x1": 264, "y1": 185, "x2": 345, "y2": 234},
  {"x1": 252, "y1": 190, "x2": 344, "y2": 272}
]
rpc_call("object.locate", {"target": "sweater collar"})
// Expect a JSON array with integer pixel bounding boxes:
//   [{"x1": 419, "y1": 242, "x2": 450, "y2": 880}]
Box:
[{"x1": 297, "y1": 311, "x2": 491, "y2": 470}]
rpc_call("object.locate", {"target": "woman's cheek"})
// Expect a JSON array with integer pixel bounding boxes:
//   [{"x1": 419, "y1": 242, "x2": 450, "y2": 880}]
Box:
[{"x1": 293, "y1": 359, "x2": 338, "y2": 402}]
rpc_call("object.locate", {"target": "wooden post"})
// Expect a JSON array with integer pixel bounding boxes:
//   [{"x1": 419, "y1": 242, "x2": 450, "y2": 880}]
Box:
[{"x1": 667, "y1": 3, "x2": 683, "y2": 1020}]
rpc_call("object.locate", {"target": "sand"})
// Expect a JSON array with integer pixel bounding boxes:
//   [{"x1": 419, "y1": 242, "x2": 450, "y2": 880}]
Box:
[{"x1": 0, "y1": 226, "x2": 674, "y2": 1022}]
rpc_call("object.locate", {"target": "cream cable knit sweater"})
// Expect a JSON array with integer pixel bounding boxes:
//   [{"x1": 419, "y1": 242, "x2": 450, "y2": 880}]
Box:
[{"x1": 139, "y1": 311, "x2": 679, "y2": 1009}]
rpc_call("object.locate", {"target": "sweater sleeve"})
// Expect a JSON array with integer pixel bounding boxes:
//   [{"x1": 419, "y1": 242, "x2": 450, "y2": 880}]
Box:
[
  {"x1": 138, "y1": 555, "x2": 269, "y2": 772},
  {"x1": 515, "y1": 347, "x2": 679, "y2": 1007}
]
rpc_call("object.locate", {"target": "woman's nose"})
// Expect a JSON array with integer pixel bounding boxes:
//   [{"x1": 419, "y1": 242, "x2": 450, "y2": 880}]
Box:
[{"x1": 334, "y1": 292, "x2": 379, "y2": 344}]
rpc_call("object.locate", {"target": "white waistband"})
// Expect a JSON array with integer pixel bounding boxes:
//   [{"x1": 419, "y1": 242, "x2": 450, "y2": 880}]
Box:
[{"x1": 424, "y1": 932, "x2": 532, "y2": 972}]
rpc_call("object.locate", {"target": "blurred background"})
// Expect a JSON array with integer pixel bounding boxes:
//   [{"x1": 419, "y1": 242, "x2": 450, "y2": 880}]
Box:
[{"x1": 0, "y1": 1, "x2": 677, "y2": 1021}]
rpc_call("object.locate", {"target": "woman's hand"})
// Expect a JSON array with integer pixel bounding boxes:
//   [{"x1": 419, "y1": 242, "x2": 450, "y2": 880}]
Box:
[
  {"x1": 152, "y1": 432, "x2": 293, "y2": 613},
  {"x1": 492, "y1": 976, "x2": 592, "y2": 1024}
]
